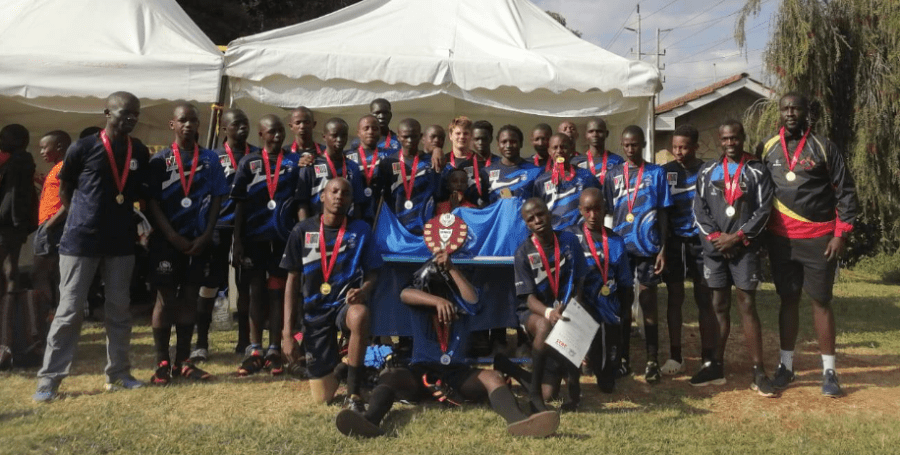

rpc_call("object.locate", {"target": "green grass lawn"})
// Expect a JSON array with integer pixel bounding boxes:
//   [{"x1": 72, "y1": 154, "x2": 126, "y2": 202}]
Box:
[{"x1": 1, "y1": 274, "x2": 898, "y2": 454}]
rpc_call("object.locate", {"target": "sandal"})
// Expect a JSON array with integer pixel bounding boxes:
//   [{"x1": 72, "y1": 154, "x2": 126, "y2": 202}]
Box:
[
  {"x1": 237, "y1": 349, "x2": 265, "y2": 376},
  {"x1": 421, "y1": 373, "x2": 461, "y2": 407},
  {"x1": 180, "y1": 361, "x2": 212, "y2": 381}
]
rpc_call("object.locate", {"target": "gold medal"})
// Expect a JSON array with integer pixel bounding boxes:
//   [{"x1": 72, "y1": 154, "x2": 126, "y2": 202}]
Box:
[
  {"x1": 115, "y1": 193, "x2": 125, "y2": 204},
  {"x1": 320, "y1": 283, "x2": 332, "y2": 295},
  {"x1": 555, "y1": 156, "x2": 565, "y2": 164},
  {"x1": 626, "y1": 213, "x2": 635, "y2": 223},
  {"x1": 600, "y1": 285, "x2": 611, "y2": 296},
  {"x1": 500, "y1": 188, "x2": 512, "y2": 199},
  {"x1": 785, "y1": 171, "x2": 796, "y2": 182}
]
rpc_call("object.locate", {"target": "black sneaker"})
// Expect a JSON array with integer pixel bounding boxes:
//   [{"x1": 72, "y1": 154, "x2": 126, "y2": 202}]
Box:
[
  {"x1": 644, "y1": 361, "x2": 661, "y2": 384},
  {"x1": 822, "y1": 369, "x2": 843, "y2": 398},
  {"x1": 335, "y1": 408, "x2": 384, "y2": 438},
  {"x1": 615, "y1": 359, "x2": 632, "y2": 378},
  {"x1": 689, "y1": 360, "x2": 726, "y2": 387},
  {"x1": 750, "y1": 366, "x2": 777, "y2": 397},
  {"x1": 771, "y1": 363, "x2": 795, "y2": 390},
  {"x1": 343, "y1": 394, "x2": 367, "y2": 414}
]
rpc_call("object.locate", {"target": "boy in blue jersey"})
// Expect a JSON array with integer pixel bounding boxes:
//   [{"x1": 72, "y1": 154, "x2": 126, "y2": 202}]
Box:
[
  {"x1": 296, "y1": 118, "x2": 366, "y2": 221},
  {"x1": 376, "y1": 119, "x2": 440, "y2": 236},
  {"x1": 192, "y1": 109, "x2": 261, "y2": 360},
  {"x1": 530, "y1": 124, "x2": 553, "y2": 172},
  {"x1": 603, "y1": 125, "x2": 673, "y2": 383},
  {"x1": 347, "y1": 115, "x2": 391, "y2": 224},
  {"x1": 336, "y1": 245, "x2": 559, "y2": 438},
  {"x1": 693, "y1": 120, "x2": 775, "y2": 396},
  {"x1": 660, "y1": 125, "x2": 716, "y2": 377},
  {"x1": 572, "y1": 118, "x2": 624, "y2": 186},
  {"x1": 232, "y1": 115, "x2": 301, "y2": 376},
  {"x1": 484, "y1": 125, "x2": 542, "y2": 204},
  {"x1": 281, "y1": 178, "x2": 380, "y2": 407},
  {"x1": 349, "y1": 98, "x2": 400, "y2": 152},
  {"x1": 571, "y1": 188, "x2": 633, "y2": 392},
  {"x1": 472, "y1": 120, "x2": 501, "y2": 173},
  {"x1": 285, "y1": 106, "x2": 320, "y2": 167},
  {"x1": 514, "y1": 198, "x2": 588, "y2": 412},
  {"x1": 532, "y1": 134, "x2": 601, "y2": 231},
  {"x1": 424, "y1": 125, "x2": 445, "y2": 153},
  {"x1": 146, "y1": 102, "x2": 228, "y2": 384}
]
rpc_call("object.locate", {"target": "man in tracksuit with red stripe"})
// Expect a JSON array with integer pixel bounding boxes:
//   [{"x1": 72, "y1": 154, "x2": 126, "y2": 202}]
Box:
[{"x1": 760, "y1": 92, "x2": 858, "y2": 397}]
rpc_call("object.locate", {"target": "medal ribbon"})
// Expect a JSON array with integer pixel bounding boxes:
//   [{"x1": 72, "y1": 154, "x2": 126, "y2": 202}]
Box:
[
  {"x1": 449, "y1": 150, "x2": 467, "y2": 168},
  {"x1": 171, "y1": 142, "x2": 199, "y2": 199},
  {"x1": 432, "y1": 316, "x2": 449, "y2": 354},
  {"x1": 587, "y1": 150, "x2": 610, "y2": 181},
  {"x1": 223, "y1": 141, "x2": 248, "y2": 170},
  {"x1": 357, "y1": 145, "x2": 377, "y2": 186},
  {"x1": 778, "y1": 126, "x2": 810, "y2": 174},
  {"x1": 260, "y1": 150, "x2": 284, "y2": 201},
  {"x1": 292, "y1": 141, "x2": 322, "y2": 156},
  {"x1": 623, "y1": 162, "x2": 645, "y2": 215},
  {"x1": 100, "y1": 130, "x2": 132, "y2": 197},
  {"x1": 552, "y1": 161, "x2": 576, "y2": 185},
  {"x1": 583, "y1": 224, "x2": 610, "y2": 285},
  {"x1": 722, "y1": 153, "x2": 748, "y2": 207},
  {"x1": 384, "y1": 131, "x2": 392, "y2": 147},
  {"x1": 319, "y1": 216, "x2": 347, "y2": 287},
  {"x1": 534, "y1": 154, "x2": 552, "y2": 171},
  {"x1": 400, "y1": 153, "x2": 420, "y2": 205},
  {"x1": 531, "y1": 234, "x2": 561, "y2": 300},
  {"x1": 324, "y1": 152, "x2": 347, "y2": 179}
]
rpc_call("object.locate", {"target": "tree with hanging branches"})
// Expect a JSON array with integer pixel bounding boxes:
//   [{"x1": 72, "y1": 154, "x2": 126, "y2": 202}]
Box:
[{"x1": 737, "y1": 0, "x2": 900, "y2": 258}]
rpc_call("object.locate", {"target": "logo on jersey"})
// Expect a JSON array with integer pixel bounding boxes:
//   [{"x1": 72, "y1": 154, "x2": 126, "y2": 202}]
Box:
[
  {"x1": 157, "y1": 260, "x2": 173, "y2": 274},
  {"x1": 392, "y1": 162, "x2": 402, "y2": 174},
  {"x1": 667, "y1": 172, "x2": 678, "y2": 186},
  {"x1": 348, "y1": 153, "x2": 359, "y2": 163},
  {"x1": 528, "y1": 253, "x2": 542, "y2": 269},
  {"x1": 489, "y1": 169, "x2": 500, "y2": 181},
  {"x1": 165, "y1": 156, "x2": 177, "y2": 170},
  {"x1": 578, "y1": 161, "x2": 588, "y2": 169},
  {"x1": 249, "y1": 160, "x2": 261, "y2": 173},
  {"x1": 130, "y1": 159, "x2": 139, "y2": 171},
  {"x1": 614, "y1": 175, "x2": 623, "y2": 188},
  {"x1": 304, "y1": 232, "x2": 320, "y2": 246},
  {"x1": 314, "y1": 164, "x2": 328, "y2": 178},
  {"x1": 543, "y1": 181, "x2": 555, "y2": 193}
]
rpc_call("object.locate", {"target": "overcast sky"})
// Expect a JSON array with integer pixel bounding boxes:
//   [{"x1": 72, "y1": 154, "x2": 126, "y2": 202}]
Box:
[{"x1": 533, "y1": 0, "x2": 777, "y2": 103}]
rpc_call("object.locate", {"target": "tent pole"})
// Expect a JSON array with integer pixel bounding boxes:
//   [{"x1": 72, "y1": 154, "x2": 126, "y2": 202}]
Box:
[
  {"x1": 645, "y1": 95, "x2": 655, "y2": 163},
  {"x1": 206, "y1": 75, "x2": 228, "y2": 149}
]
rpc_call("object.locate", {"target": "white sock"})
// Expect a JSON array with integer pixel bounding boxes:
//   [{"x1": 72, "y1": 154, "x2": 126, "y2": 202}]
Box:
[
  {"x1": 780, "y1": 350, "x2": 794, "y2": 371},
  {"x1": 822, "y1": 355, "x2": 836, "y2": 373}
]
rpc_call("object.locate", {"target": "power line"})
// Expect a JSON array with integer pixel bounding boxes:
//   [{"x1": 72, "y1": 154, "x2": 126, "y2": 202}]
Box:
[
  {"x1": 605, "y1": 5, "x2": 636, "y2": 49},
  {"x1": 668, "y1": 21, "x2": 767, "y2": 65},
  {"x1": 642, "y1": 0, "x2": 680, "y2": 20},
  {"x1": 663, "y1": 0, "x2": 772, "y2": 49}
]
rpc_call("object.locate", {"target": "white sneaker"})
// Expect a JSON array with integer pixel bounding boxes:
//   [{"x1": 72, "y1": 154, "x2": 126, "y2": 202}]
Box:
[{"x1": 660, "y1": 358, "x2": 685, "y2": 375}]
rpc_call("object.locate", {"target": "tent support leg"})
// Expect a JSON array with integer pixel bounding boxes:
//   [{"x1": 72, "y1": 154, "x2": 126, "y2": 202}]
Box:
[{"x1": 206, "y1": 75, "x2": 229, "y2": 150}]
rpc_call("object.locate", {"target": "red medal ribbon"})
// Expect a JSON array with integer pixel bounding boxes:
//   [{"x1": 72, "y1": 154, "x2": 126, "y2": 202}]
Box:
[
  {"x1": 292, "y1": 141, "x2": 322, "y2": 156},
  {"x1": 534, "y1": 154, "x2": 552, "y2": 171},
  {"x1": 583, "y1": 224, "x2": 610, "y2": 285},
  {"x1": 223, "y1": 142, "x2": 248, "y2": 169},
  {"x1": 432, "y1": 316, "x2": 449, "y2": 353},
  {"x1": 531, "y1": 234, "x2": 562, "y2": 300},
  {"x1": 778, "y1": 126, "x2": 810, "y2": 174},
  {"x1": 171, "y1": 142, "x2": 200, "y2": 199},
  {"x1": 260, "y1": 150, "x2": 284, "y2": 201},
  {"x1": 384, "y1": 131, "x2": 392, "y2": 147},
  {"x1": 99, "y1": 130, "x2": 132, "y2": 197},
  {"x1": 324, "y1": 152, "x2": 347, "y2": 179},
  {"x1": 552, "y1": 162, "x2": 576, "y2": 185},
  {"x1": 399, "y1": 153, "x2": 421, "y2": 205},
  {"x1": 449, "y1": 150, "x2": 469, "y2": 168},
  {"x1": 319, "y1": 215, "x2": 347, "y2": 287},
  {"x1": 623, "y1": 162, "x2": 645, "y2": 215},
  {"x1": 722, "y1": 153, "x2": 748, "y2": 207},
  {"x1": 357, "y1": 145, "x2": 378, "y2": 186},
  {"x1": 587, "y1": 150, "x2": 610, "y2": 181}
]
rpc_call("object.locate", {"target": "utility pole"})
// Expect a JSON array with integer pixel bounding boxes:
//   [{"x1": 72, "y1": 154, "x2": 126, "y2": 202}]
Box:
[{"x1": 624, "y1": 4, "x2": 641, "y2": 60}]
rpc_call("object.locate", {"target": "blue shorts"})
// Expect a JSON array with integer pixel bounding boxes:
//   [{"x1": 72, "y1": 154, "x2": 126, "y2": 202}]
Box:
[
  {"x1": 303, "y1": 303, "x2": 350, "y2": 378},
  {"x1": 33, "y1": 222, "x2": 63, "y2": 257}
]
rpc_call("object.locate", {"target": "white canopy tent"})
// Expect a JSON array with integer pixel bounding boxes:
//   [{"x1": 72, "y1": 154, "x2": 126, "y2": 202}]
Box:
[
  {"x1": 0, "y1": 0, "x2": 224, "y2": 148},
  {"x1": 225, "y1": 0, "x2": 661, "y2": 153}
]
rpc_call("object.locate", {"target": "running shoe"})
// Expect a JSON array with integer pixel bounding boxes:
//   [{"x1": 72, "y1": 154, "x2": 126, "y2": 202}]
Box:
[
  {"x1": 771, "y1": 363, "x2": 795, "y2": 390},
  {"x1": 689, "y1": 360, "x2": 726, "y2": 387},
  {"x1": 644, "y1": 361, "x2": 661, "y2": 384},
  {"x1": 105, "y1": 376, "x2": 144, "y2": 392},
  {"x1": 822, "y1": 369, "x2": 843, "y2": 398},
  {"x1": 750, "y1": 366, "x2": 777, "y2": 397}
]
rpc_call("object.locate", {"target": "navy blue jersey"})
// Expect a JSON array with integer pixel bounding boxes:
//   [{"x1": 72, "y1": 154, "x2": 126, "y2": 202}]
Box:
[
  {"x1": 377, "y1": 153, "x2": 440, "y2": 235},
  {"x1": 662, "y1": 159, "x2": 704, "y2": 238},
  {"x1": 532, "y1": 166, "x2": 601, "y2": 230},
  {"x1": 283, "y1": 141, "x2": 324, "y2": 161},
  {"x1": 567, "y1": 225, "x2": 633, "y2": 325},
  {"x1": 442, "y1": 153, "x2": 491, "y2": 205},
  {"x1": 603, "y1": 162, "x2": 673, "y2": 257},
  {"x1": 280, "y1": 216, "x2": 382, "y2": 320},
  {"x1": 295, "y1": 154, "x2": 367, "y2": 218},
  {"x1": 215, "y1": 143, "x2": 261, "y2": 228},
  {"x1": 572, "y1": 150, "x2": 625, "y2": 188},
  {"x1": 346, "y1": 145, "x2": 393, "y2": 223},
  {"x1": 58, "y1": 133, "x2": 151, "y2": 257},
  {"x1": 231, "y1": 151, "x2": 302, "y2": 242},
  {"x1": 484, "y1": 159, "x2": 542, "y2": 204},
  {"x1": 513, "y1": 231, "x2": 587, "y2": 316},
  {"x1": 349, "y1": 131, "x2": 400, "y2": 153},
  {"x1": 405, "y1": 259, "x2": 480, "y2": 365},
  {"x1": 149, "y1": 146, "x2": 228, "y2": 238}
]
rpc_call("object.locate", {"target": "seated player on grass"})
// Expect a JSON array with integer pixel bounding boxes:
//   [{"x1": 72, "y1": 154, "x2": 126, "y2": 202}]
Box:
[
  {"x1": 335, "y1": 246, "x2": 560, "y2": 438},
  {"x1": 281, "y1": 178, "x2": 380, "y2": 408}
]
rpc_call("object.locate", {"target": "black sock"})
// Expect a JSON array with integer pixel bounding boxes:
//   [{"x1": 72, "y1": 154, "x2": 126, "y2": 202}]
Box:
[
  {"x1": 364, "y1": 385, "x2": 396, "y2": 425},
  {"x1": 196, "y1": 297, "x2": 215, "y2": 349},
  {"x1": 175, "y1": 324, "x2": 194, "y2": 363},
  {"x1": 516, "y1": 328, "x2": 528, "y2": 346},
  {"x1": 347, "y1": 365, "x2": 361, "y2": 396},
  {"x1": 645, "y1": 324, "x2": 659, "y2": 363},
  {"x1": 701, "y1": 348, "x2": 714, "y2": 363},
  {"x1": 494, "y1": 354, "x2": 532, "y2": 392},
  {"x1": 620, "y1": 318, "x2": 632, "y2": 365},
  {"x1": 489, "y1": 387, "x2": 528, "y2": 423},
  {"x1": 236, "y1": 311, "x2": 249, "y2": 347},
  {"x1": 670, "y1": 345, "x2": 683, "y2": 363},
  {"x1": 529, "y1": 349, "x2": 548, "y2": 411},
  {"x1": 153, "y1": 327, "x2": 171, "y2": 364},
  {"x1": 566, "y1": 362, "x2": 581, "y2": 404}
]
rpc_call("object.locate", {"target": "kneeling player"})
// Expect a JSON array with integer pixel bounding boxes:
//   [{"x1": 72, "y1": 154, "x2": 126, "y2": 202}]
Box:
[
  {"x1": 335, "y1": 247, "x2": 559, "y2": 438},
  {"x1": 693, "y1": 120, "x2": 775, "y2": 396},
  {"x1": 281, "y1": 178, "x2": 379, "y2": 407}
]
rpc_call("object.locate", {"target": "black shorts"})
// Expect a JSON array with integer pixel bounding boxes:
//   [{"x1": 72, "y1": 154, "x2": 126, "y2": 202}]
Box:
[
  {"x1": 205, "y1": 228, "x2": 232, "y2": 290},
  {"x1": 664, "y1": 235, "x2": 705, "y2": 284},
  {"x1": 767, "y1": 234, "x2": 837, "y2": 303},
  {"x1": 33, "y1": 222, "x2": 63, "y2": 257},
  {"x1": 703, "y1": 245, "x2": 762, "y2": 291},
  {"x1": 628, "y1": 254, "x2": 661, "y2": 286},
  {"x1": 0, "y1": 227, "x2": 27, "y2": 250},
  {"x1": 408, "y1": 363, "x2": 481, "y2": 395},
  {"x1": 303, "y1": 303, "x2": 350, "y2": 379},
  {"x1": 148, "y1": 233, "x2": 213, "y2": 288},
  {"x1": 238, "y1": 238, "x2": 287, "y2": 278}
]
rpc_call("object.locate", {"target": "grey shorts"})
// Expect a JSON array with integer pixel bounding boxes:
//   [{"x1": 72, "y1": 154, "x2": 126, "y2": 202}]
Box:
[{"x1": 703, "y1": 245, "x2": 762, "y2": 291}]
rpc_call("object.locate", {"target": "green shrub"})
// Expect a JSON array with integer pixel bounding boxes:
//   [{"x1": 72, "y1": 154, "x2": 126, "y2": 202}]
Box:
[{"x1": 851, "y1": 252, "x2": 900, "y2": 283}]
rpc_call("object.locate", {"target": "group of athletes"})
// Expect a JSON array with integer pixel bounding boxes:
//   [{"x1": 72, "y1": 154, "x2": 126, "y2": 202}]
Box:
[{"x1": 14, "y1": 88, "x2": 856, "y2": 438}]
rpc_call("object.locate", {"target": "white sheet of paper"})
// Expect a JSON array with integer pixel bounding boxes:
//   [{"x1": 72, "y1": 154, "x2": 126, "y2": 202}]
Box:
[{"x1": 545, "y1": 298, "x2": 600, "y2": 367}]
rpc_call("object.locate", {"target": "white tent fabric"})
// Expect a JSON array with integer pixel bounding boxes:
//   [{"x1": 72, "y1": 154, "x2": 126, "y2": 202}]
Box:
[
  {"x1": 0, "y1": 0, "x2": 224, "y2": 145},
  {"x1": 225, "y1": 0, "x2": 660, "y2": 120}
]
